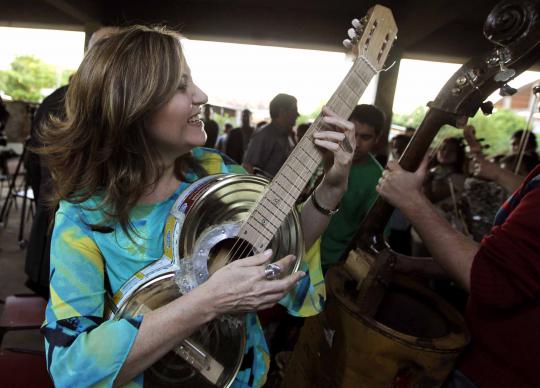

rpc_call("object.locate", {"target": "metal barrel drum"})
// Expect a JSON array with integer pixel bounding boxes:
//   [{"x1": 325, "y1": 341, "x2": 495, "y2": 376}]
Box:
[{"x1": 282, "y1": 266, "x2": 470, "y2": 388}]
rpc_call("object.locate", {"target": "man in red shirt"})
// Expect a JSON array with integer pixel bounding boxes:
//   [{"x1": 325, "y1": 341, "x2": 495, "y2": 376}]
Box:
[{"x1": 377, "y1": 155, "x2": 540, "y2": 387}]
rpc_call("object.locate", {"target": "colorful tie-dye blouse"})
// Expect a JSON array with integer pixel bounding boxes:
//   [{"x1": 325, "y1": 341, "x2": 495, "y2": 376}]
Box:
[{"x1": 43, "y1": 147, "x2": 326, "y2": 387}]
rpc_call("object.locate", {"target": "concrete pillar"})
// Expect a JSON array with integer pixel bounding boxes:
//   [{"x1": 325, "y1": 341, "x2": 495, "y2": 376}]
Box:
[{"x1": 84, "y1": 23, "x2": 101, "y2": 52}]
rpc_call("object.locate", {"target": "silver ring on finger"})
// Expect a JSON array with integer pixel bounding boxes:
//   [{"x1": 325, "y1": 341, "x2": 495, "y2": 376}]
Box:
[{"x1": 264, "y1": 263, "x2": 282, "y2": 280}]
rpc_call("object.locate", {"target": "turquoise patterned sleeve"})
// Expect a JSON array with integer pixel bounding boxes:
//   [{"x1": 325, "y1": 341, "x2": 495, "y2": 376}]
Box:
[
  {"x1": 42, "y1": 205, "x2": 143, "y2": 387},
  {"x1": 278, "y1": 202, "x2": 326, "y2": 317},
  {"x1": 278, "y1": 239, "x2": 326, "y2": 317}
]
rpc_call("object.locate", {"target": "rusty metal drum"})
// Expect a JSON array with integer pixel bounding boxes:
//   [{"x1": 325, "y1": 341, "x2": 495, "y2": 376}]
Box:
[{"x1": 282, "y1": 266, "x2": 470, "y2": 388}]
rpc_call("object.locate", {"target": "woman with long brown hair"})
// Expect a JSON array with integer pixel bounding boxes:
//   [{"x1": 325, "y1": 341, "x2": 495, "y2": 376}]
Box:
[{"x1": 40, "y1": 25, "x2": 356, "y2": 387}]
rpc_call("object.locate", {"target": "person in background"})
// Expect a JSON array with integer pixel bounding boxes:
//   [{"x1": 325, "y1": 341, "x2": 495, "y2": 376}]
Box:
[
  {"x1": 321, "y1": 104, "x2": 385, "y2": 270},
  {"x1": 226, "y1": 108, "x2": 255, "y2": 163},
  {"x1": 389, "y1": 133, "x2": 410, "y2": 161},
  {"x1": 387, "y1": 133, "x2": 412, "y2": 254},
  {"x1": 243, "y1": 94, "x2": 299, "y2": 177},
  {"x1": 377, "y1": 123, "x2": 540, "y2": 387},
  {"x1": 0, "y1": 96, "x2": 8, "y2": 135},
  {"x1": 510, "y1": 129, "x2": 538, "y2": 160},
  {"x1": 216, "y1": 122, "x2": 232, "y2": 153},
  {"x1": 202, "y1": 104, "x2": 219, "y2": 148},
  {"x1": 295, "y1": 122, "x2": 311, "y2": 143},
  {"x1": 24, "y1": 26, "x2": 120, "y2": 298},
  {"x1": 490, "y1": 129, "x2": 539, "y2": 164},
  {"x1": 405, "y1": 126, "x2": 416, "y2": 137},
  {"x1": 0, "y1": 96, "x2": 10, "y2": 175}
]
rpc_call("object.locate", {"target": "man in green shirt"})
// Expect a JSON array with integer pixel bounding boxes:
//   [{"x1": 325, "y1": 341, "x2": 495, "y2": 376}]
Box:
[{"x1": 321, "y1": 104, "x2": 385, "y2": 270}]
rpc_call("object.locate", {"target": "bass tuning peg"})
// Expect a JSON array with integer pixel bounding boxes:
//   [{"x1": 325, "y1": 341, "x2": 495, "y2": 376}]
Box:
[
  {"x1": 480, "y1": 101, "x2": 494, "y2": 115},
  {"x1": 499, "y1": 83, "x2": 517, "y2": 96}
]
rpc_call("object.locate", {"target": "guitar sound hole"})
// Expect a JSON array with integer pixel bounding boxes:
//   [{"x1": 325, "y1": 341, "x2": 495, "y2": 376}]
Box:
[{"x1": 208, "y1": 237, "x2": 254, "y2": 274}]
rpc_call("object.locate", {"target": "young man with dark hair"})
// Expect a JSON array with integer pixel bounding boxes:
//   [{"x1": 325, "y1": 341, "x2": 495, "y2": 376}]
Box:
[
  {"x1": 321, "y1": 104, "x2": 386, "y2": 270},
  {"x1": 243, "y1": 93, "x2": 299, "y2": 177}
]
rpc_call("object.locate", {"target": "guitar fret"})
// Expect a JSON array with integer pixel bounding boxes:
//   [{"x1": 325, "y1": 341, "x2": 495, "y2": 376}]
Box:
[
  {"x1": 281, "y1": 174, "x2": 303, "y2": 193},
  {"x1": 255, "y1": 207, "x2": 280, "y2": 230},
  {"x1": 288, "y1": 154, "x2": 306, "y2": 170},
  {"x1": 353, "y1": 63, "x2": 375, "y2": 85},
  {"x1": 260, "y1": 199, "x2": 288, "y2": 218},
  {"x1": 283, "y1": 163, "x2": 309, "y2": 185},
  {"x1": 255, "y1": 208, "x2": 279, "y2": 230},
  {"x1": 271, "y1": 182, "x2": 297, "y2": 203},
  {"x1": 345, "y1": 73, "x2": 367, "y2": 92},
  {"x1": 248, "y1": 218, "x2": 273, "y2": 239},
  {"x1": 336, "y1": 91, "x2": 355, "y2": 109}
]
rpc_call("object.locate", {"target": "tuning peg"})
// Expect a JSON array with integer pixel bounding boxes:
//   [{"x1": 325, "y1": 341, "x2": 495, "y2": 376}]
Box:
[
  {"x1": 352, "y1": 18, "x2": 361, "y2": 29},
  {"x1": 499, "y1": 83, "x2": 517, "y2": 96},
  {"x1": 533, "y1": 85, "x2": 540, "y2": 95},
  {"x1": 343, "y1": 39, "x2": 353, "y2": 49},
  {"x1": 348, "y1": 28, "x2": 357, "y2": 40},
  {"x1": 480, "y1": 101, "x2": 494, "y2": 115}
]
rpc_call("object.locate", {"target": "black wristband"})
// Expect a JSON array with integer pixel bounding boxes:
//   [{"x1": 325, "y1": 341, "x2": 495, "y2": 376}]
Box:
[{"x1": 310, "y1": 191, "x2": 339, "y2": 216}]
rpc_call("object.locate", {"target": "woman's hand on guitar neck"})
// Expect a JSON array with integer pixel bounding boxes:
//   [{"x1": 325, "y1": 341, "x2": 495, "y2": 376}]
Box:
[
  {"x1": 197, "y1": 249, "x2": 306, "y2": 315},
  {"x1": 313, "y1": 106, "x2": 356, "y2": 203}
]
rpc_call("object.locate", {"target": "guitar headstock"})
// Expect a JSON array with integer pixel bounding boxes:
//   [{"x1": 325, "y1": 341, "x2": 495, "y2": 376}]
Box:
[
  {"x1": 430, "y1": 0, "x2": 540, "y2": 120},
  {"x1": 343, "y1": 5, "x2": 398, "y2": 72}
]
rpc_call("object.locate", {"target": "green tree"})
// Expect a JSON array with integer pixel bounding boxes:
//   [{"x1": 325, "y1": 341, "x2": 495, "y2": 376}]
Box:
[
  {"x1": 393, "y1": 106, "x2": 428, "y2": 129},
  {"x1": 392, "y1": 106, "x2": 527, "y2": 156},
  {"x1": 0, "y1": 55, "x2": 73, "y2": 103},
  {"x1": 297, "y1": 101, "x2": 325, "y2": 125}
]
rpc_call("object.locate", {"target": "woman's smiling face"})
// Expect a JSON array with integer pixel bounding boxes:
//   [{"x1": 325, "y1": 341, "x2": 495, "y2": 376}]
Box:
[{"x1": 146, "y1": 66, "x2": 209, "y2": 161}]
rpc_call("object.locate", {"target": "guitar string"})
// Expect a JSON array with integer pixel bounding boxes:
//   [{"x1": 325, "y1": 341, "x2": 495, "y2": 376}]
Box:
[
  {"x1": 221, "y1": 53, "x2": 376, "y2": 270},
  {"x1": 514, "y1": 91, "x2": 538, "y2": 174},
  {"x1": 219, "y1": 58, "x2": 375, "y2": 272},
  {"x1": 221, "y1": 60, "x2": 371, "y2": 266},
  {"x1": 218, "y1": 34, "x2": 381, "y2": 266}
]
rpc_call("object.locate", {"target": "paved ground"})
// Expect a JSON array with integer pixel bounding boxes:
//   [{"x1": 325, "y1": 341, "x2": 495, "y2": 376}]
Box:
[{"x1": 0, "y1": 184, "x2": 43, "y2": 351}]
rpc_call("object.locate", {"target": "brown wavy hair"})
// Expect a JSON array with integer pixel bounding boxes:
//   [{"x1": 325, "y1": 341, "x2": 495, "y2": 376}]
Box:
[{"x1": 38, "y1": 25, "x2": 204, "y2": 235}]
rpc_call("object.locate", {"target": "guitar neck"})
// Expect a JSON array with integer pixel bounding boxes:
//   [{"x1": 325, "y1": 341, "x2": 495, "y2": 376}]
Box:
[{"x1": 239, "y1": 58, "x2": 377, "y2": 253}]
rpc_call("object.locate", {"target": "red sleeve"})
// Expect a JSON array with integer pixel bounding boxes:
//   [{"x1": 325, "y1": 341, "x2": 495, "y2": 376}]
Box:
[{"x1": 470, "y1": 186, "x2": 540, "y2": 309}]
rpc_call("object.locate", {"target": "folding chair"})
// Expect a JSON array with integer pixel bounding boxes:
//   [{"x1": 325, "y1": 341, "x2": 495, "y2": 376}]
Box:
[
  {"x1": 0, "y1": 294, "x2": 47, "y2": 345},
  {"x1": 0, "y1": 349, "x2": 53, "y2": 387},
  {"x1": 0, "y1": 294, "x2": 51, "y2": 386}
]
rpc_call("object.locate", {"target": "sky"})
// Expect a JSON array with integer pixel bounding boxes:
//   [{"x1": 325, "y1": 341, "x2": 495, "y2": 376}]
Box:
[{"x1": 1, "y1": 26, "x2": 539, "y2": 116}]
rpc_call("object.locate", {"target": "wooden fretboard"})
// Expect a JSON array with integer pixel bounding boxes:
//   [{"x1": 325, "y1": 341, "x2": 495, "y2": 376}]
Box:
[{"x1": 239, "y1": 56, "x2": 378, "y2": 253}]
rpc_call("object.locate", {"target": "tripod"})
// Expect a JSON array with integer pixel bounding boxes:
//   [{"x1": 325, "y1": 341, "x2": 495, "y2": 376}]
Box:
[{"x1": 0, "y1": 139, "x2": 34, "y2": 248}]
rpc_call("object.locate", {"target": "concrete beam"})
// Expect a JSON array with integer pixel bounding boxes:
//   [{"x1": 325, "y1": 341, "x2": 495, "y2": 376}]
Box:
[{"x1": 42, "y1": 0, "x2": 100, "y2": 24}]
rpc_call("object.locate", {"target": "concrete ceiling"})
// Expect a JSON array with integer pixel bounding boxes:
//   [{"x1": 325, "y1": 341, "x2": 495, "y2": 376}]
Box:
[{"x1": 1, "y1": 0, "x2": 504, "y2": 63}]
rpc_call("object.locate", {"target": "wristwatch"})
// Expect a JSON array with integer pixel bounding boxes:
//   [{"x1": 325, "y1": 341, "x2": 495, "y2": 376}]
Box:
[{"x1": 310, "y1": 191, "x2": 340, "y2": 216}]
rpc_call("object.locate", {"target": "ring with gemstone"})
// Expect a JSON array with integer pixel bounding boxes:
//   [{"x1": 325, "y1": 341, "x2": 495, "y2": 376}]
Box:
[{"x1": 264, "y1": 263, "x2": 282, "y2": 280}]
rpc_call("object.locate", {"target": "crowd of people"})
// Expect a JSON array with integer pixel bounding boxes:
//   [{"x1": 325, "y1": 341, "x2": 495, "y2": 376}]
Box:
[{"x1": 2, "y1": 24, "x2": 539, "y2": 388}]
